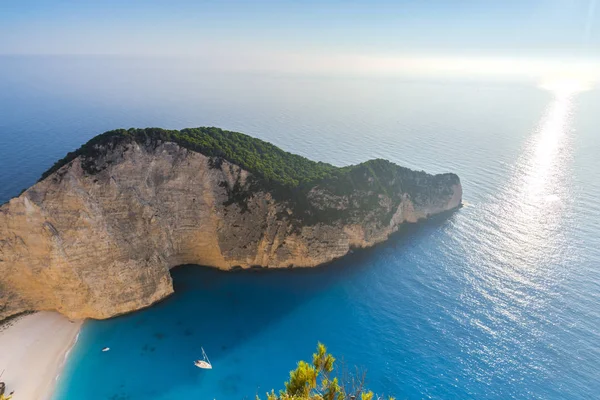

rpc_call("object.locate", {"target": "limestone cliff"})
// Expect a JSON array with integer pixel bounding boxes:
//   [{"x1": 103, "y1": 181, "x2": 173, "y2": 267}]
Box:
[{"x1": 0, "y1": 128, "x2": 461, "y2": 320}]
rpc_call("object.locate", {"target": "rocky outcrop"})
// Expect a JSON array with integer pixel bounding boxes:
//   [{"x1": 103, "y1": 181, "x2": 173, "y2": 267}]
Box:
[{"x1": 0, "y1": 132, "x2": 461, "y2": 320}]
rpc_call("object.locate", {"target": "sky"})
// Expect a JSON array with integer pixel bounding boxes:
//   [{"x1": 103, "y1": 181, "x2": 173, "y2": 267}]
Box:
[{"x1": 1, "y1": 0, "x2": 599, "y2": 81}]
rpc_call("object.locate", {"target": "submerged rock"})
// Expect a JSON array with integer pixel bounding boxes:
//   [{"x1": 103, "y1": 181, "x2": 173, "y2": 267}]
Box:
[{"x1": 0, "y1": 127, "x2": 461, "y2": 320}]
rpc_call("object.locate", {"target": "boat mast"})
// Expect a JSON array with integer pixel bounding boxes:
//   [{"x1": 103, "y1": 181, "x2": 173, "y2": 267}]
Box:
[{"x1": 202, "y1": 347, "x2": 211, "y2": 365}]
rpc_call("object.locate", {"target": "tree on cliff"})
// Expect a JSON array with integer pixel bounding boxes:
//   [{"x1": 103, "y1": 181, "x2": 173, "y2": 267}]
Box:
[{"x1": 257, "y1": 343, "x2": 395, "y2": 400}]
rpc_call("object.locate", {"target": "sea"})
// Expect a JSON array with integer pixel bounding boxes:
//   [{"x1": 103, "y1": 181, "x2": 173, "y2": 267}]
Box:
[{"x1": 0, "y1": 56, "x2": 598, "y2": 400}]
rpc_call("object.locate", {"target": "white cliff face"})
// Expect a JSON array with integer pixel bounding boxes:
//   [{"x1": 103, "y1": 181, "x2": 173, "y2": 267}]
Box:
[{"x1": 0, "y1": 141, "x2": 461, "y2": 320}]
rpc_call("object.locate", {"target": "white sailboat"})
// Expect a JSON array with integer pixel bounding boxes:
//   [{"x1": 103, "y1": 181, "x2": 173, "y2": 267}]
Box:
[{"x1": 194, "y1": 347, "x2": 212, "y2": 369}]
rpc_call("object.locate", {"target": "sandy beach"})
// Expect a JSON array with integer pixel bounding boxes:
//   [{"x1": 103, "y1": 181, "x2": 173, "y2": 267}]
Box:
[{"x1": 0, "y1": 312, "x2": 83, "y2": 400}]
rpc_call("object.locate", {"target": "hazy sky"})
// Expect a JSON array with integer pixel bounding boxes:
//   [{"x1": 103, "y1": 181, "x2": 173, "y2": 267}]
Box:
[{"x1": 1, "y1": 0, "x2": 599, "y2": 79}]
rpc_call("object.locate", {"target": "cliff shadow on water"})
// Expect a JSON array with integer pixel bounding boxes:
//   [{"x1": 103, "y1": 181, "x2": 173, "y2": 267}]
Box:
[{"x1": 171, "y1": 211, "x2": 461, "y2": 350}]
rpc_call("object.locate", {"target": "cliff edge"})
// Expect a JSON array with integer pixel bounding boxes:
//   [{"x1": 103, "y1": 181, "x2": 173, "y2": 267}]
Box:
[{"x1": 0, "y1": 128, "x2": 461, "y2": 320}]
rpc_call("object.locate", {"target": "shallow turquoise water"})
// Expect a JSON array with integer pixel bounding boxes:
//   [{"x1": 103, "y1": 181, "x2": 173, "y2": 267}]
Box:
[{"x1": 1, "y1": 56, "x2": 598, "y2": 399}]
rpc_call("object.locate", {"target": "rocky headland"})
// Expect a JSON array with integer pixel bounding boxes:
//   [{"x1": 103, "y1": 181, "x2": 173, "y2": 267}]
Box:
[{"x1": 0, "y1": 127, "x2": 461, "y2": 320}]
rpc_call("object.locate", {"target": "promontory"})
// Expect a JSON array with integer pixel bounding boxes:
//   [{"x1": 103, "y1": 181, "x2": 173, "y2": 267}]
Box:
[{"x1": 0, "y1": 127, "x2": 462, "y2": 320}]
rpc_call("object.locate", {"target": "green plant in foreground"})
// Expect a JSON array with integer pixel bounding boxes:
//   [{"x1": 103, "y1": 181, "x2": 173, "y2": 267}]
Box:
[{"x1": 258, "y1": 343, "x2": 395, "y2": 400}]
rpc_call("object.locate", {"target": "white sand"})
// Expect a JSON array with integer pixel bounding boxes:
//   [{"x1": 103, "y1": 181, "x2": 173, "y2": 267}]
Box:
[{"x1": 0, "y1": 312, "x2": 83, "y2": 400}]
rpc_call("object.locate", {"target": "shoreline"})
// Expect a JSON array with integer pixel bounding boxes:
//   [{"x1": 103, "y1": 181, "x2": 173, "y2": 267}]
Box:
[
  {"x1": 0, "y1": 311, "x2": 83, "y2": 400},
  {"x1": 51, "y1": 327, "x2": 81, "y2": 400}
]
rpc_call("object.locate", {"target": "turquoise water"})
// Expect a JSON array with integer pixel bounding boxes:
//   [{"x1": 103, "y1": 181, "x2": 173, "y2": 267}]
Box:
[{"x1": 1, "y1": 56, "x2": 599, "y2": 399}]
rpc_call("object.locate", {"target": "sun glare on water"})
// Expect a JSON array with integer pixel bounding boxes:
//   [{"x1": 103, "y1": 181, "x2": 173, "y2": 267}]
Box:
[
  {"x1": 539, "y1": 77, "x2": 594, "y2": 96},
  {"x1": 459, "y1": 72, "x2": 586, "y2": 345}
]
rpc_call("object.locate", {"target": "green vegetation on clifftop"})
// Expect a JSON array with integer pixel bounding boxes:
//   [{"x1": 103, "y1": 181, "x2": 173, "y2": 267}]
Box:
[
  {"x1": 39, "y1": 127, "x2": 459, "y2": 225},
  {"x1": 40, "y1": 127, "x2": 340, "y2": 186}
]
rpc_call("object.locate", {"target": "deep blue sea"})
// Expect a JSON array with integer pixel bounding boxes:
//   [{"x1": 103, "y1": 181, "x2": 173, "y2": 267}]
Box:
[{"x1": 1, "y1": 56, "x2": 599, "y2": 399}]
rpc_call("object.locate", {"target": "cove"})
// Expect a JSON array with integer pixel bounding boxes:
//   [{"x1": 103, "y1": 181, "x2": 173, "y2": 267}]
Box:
[{"x1": 54, "y1": 218, "x2": 458, "y2": 400}]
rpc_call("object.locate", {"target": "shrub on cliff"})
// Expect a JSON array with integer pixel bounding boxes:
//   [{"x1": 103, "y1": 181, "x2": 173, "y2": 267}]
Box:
[{"x1": 257, "y1": 343, "x2": 395, "y2": 400}]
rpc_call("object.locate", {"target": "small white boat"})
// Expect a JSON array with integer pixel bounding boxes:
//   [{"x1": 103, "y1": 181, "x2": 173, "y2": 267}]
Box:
[
  {"x1": 102, "y1": 347, "x2": 110, "y2": 352},
  {"x1": 194, "y1": 347, "x2": 212, "y2": 369}
]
